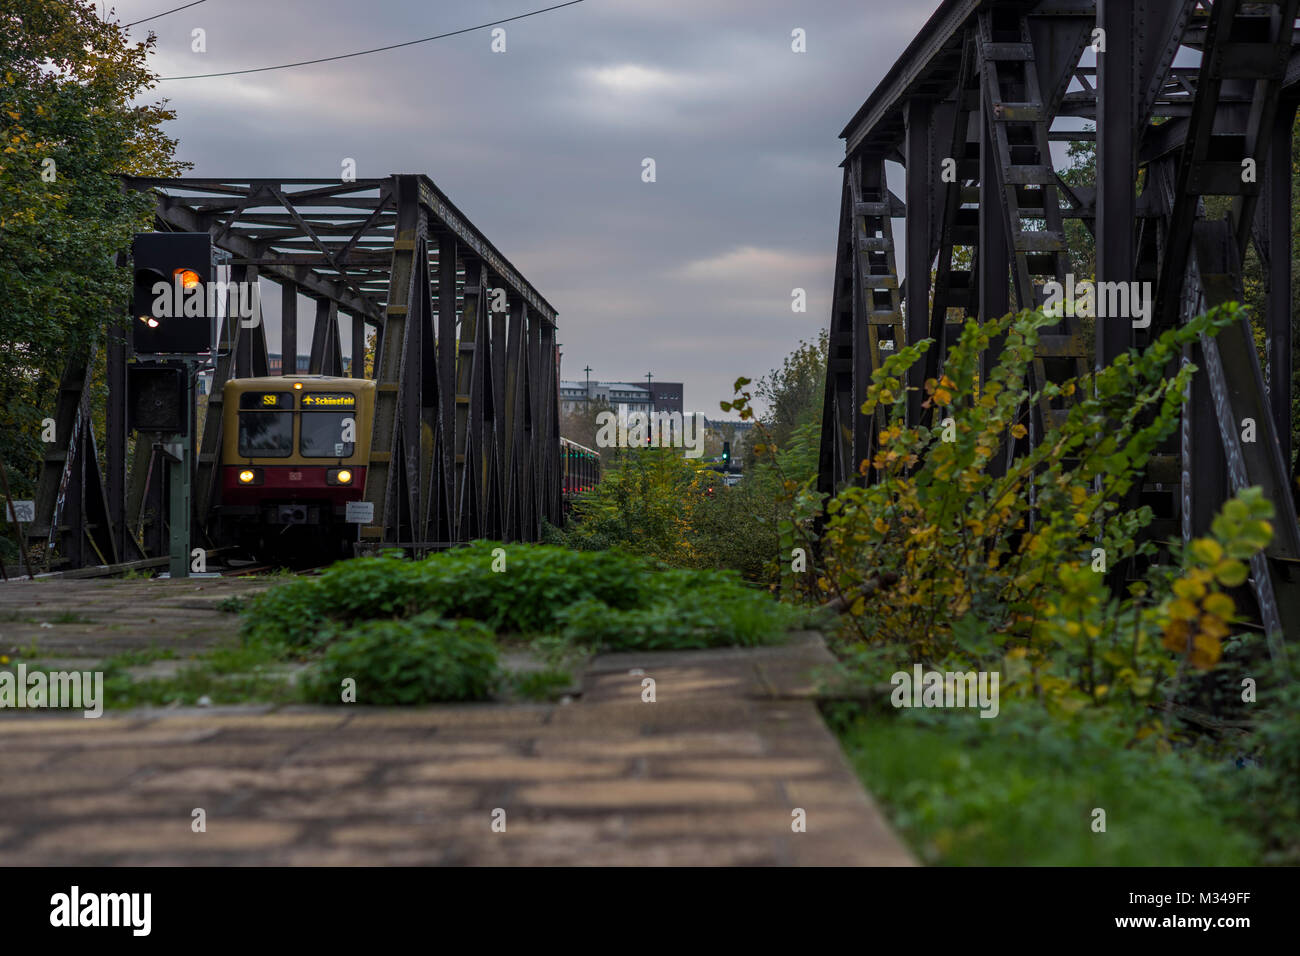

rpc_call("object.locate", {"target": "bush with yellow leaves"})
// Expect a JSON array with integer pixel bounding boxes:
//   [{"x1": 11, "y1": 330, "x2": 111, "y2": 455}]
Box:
[{"x1": 796, "y1": 303, "x2": 1273, "y2": 730}]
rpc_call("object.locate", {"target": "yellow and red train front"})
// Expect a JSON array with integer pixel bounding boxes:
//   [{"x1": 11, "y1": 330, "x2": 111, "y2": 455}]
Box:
[{"x1": 219, "y1": 377, "x2": 375, "y2": 526}]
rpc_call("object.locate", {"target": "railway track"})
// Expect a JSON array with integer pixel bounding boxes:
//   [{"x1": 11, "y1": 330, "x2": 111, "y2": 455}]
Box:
[{"x1": 0, "y1": 548, "x2": 331, "y2": 582}]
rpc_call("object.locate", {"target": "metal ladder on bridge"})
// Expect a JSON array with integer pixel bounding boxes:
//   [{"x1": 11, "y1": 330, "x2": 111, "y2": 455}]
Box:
[
  {"x1": 849, "y1": 153, "x2": 907, "y2": 473},
  {"x1": 976, "y1": 9, "x2": 1088, "y2": 435},
  {"x1": 928, "y1": 34, "x2": 982, "y2": 395}
]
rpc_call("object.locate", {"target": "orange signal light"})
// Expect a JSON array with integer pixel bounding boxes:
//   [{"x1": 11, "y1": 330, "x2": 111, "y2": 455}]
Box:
[{"x1": 173, "y1": 268, "x2": 202, "y2": 290}]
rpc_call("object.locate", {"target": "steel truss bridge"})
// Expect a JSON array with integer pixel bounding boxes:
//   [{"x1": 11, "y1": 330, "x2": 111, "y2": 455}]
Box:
[
  {"x1": 25, "y1": 174, "x2": 562, "y2": 569},
  {"x1": 818, "y1": 0, "x2": 1300, "y2": 654}
]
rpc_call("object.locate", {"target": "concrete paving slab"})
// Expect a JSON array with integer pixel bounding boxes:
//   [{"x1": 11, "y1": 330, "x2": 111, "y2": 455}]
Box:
[{"x1": 0, "y1": 577, "x2": 913, "y2": 865}]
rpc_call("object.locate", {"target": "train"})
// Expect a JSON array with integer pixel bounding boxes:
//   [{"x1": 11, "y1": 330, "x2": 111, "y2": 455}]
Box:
[
  {"x1": 218, "y1": 375, "x2": 376, "y2": 562},
  {"x1": 217, "y1": 374, "x2": 600, "y2": 562},
  {"x1": 561, "y1": 437, "x2": 601, "y2": 503}
]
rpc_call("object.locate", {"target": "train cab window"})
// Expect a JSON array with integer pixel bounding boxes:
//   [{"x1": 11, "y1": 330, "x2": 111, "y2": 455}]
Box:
[
  {"x1": 237, "y1": 392, "x2": 293, "y2": 458},
  {"x1": 300, "y1": 393, "x2": 357, "y2": 458}
]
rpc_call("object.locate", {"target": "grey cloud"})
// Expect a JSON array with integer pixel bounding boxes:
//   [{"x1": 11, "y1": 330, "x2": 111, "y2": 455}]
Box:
[{"x1": 124, "y1": 0, "x2": 938, "y2": 414}]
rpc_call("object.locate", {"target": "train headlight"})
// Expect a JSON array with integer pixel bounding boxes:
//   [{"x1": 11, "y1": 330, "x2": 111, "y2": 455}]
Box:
[
  {"x1": 238, "y1": 469, "x2": 256, "y2": 484},
  {"x1": 327, "y1": 468, "x2": 355, "y2": 486},
  {"x1": 336, "y1": 469, "x2": 352, "y2": 484}
]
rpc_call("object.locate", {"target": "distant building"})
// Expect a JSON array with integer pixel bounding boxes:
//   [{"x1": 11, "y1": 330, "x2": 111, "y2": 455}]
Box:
[
  {"x1": 560, "y1": 379, "x2": 683, "y2": 417},
  {"x1": 647, "y1": 382, "x2": 683, "y2": 415},
  {"x1": 267, "y1": 353, "x2": 311, "y2": 375}
]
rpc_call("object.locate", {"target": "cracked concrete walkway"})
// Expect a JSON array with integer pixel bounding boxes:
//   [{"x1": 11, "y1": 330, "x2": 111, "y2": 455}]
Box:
[{"x1": 0, "y1": 577, "x2": 913, "y2": 866}]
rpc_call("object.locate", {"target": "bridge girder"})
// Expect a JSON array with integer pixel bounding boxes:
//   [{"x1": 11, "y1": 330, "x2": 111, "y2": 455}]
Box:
[
  {"x1": 821, "y1": 0, "x2": 1300, "y2": 656},
  {"x1": 27, "y1": 174, "x2": 561, "y2": 570}
]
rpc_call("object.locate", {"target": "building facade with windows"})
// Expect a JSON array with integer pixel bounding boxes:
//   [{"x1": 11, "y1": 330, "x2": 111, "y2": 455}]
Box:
[{"x1": 560, "y1": 379, "x2": 683, "y2": 417}]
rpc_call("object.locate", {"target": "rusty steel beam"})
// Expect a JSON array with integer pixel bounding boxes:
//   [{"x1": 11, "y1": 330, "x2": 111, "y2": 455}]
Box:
[
  {"x1": 95, "y1": 172, "x2": 560, "y2": 567},
  {"x1": 822, "y1": 0, "x2": 1300, "y2": 655}
]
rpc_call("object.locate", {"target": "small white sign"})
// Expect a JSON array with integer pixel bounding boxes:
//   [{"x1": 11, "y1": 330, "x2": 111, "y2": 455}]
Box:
[
  {"x1": 4, "y1": 500, "x2": 35, "y2": 523},
  {"x1": 345, "y1": 500, "x2": 374, "y2": 524}
]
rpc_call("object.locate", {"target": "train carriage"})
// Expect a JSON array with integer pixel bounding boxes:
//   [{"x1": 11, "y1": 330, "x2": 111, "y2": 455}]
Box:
[
  {"x1": 560, "y1": 437, "x2": 600, "y2": 505},
  {"x1": 217, "y1": 375, "x2": 376, "y2": 562}
]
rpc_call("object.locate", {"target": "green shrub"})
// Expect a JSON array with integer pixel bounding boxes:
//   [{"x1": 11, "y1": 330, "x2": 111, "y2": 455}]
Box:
[
  {"x1": 552, "y1": 423, "x2": 822, "y2": 586},
  {"x1": 558, "y1": 579, "x2": 804, "y2": 650},
  {"x1": 732, "y1": 305, "x2": 1272, "y2": 732},
  {"x1": 1224, "y1": 659, "x2": 1300, "y2": 864},
  {"x1": 556, "y1": 448, "x2": 708, "y2": 565},
  {"x1": 687, "y1": 477, "x2": 781, "y2": 583},
  {"x1": 239, "y1": 541, "x2": 797, "y2": 653},
  {"x1": 303, "y1": 613, "x2": 499, "y2": 705},
  {"x1": 831, "y1": 702, "x2": 1259, "y2": 866}
]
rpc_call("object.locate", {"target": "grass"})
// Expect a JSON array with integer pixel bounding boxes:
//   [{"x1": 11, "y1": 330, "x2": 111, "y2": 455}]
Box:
[
  {"x1": 509, "y1": 668, "x2": 575, "y2": 701},
  {"x1": 827, "y1": 702, "x2": 1260, "y2": 866},
  {"x1": 98, "y1": 636, "x2": 300, "y2": 708},
  {"x1": 101, "y1": 667, "x2": 300, "y2": 709},
  {"x1": 101, "y1": 646, "x2": 178, "y2": 669},
  {"x1": 47, "y1": 611, "x2": 93, "y2": 624},
  {"x1": 76, "y1": 542, "x2": 806, "y2": 708},
  {"x1": 0, "y1": 611, "x2": 91, "y2": 625}
]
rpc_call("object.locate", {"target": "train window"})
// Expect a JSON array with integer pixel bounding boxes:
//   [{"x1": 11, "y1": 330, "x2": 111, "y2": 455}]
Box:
[
  {"x1": 300, "y1": 412, "x2": 355, "y2": 458},
  {"x1": 238, "y1": 410, "x2": 293, "y2": 457}
]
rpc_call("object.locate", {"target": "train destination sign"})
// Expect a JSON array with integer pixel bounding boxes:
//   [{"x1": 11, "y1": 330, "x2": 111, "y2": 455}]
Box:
[
  {"x1": 239, "y1": 392, "x2": 292, "y2": 409},
  {"x1": 302, "y1": 393, "x2": 356, "y2": 407}
]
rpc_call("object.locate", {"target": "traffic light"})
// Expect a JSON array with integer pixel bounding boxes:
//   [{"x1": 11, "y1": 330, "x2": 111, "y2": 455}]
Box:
[
  {"x1": 132, "y1": 232, "x2": 212, "y2": 355},
  {"x1": 722, "y1": 441, "x2": 731, "y2": 462}
]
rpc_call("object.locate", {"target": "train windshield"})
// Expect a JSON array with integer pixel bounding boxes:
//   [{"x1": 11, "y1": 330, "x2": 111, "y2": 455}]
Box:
[
  {"x1": 238, "y1": 411, "x2": 293, "y2": 457},
  {"x1": 300, "y1": 411, "x2": 355, "y2": 458}
]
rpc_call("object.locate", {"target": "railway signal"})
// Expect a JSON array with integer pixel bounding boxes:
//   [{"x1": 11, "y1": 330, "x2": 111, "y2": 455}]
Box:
[
  {"x1": 127, "y1": 364, "x2": 188, "y2": 435},
  {"x1": 131, "y1": 232, "x2": 212, "y2": 356},
  {"x1": 129, "y1": 233, "x2": 212, "y2": 578}
]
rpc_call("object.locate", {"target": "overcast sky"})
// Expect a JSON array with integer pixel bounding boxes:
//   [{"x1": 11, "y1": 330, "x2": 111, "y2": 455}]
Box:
[{"x1": 113, "y1": 0, "x2": 939, "y2": 416}]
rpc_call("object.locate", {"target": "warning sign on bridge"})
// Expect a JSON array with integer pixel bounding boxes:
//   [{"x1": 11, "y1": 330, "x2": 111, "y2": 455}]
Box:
[
  {"x1": 3, "y1": 500, "x2": 35, "y2": 523},
  {"x1": 345, "y1": 501, "x2": 374, "y2": 524}
]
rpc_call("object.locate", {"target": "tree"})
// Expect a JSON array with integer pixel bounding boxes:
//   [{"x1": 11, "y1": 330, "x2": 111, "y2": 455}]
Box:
[
  {"x1": 560, "y1": 396, "x2": 614, "y2": 450},
  {"x1": 0, "y1": 1, "x2": 187, "y2": 496},
  {"x1": 1058, "y1": 131, "x2": 1097, "y2": 280},
  {"x1": 755, "y1": 328, "x2": 827, "y2": 450}
]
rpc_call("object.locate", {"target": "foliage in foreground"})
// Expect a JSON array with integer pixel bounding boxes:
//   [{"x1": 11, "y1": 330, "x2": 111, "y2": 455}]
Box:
[
  {"x1": 737, "y1": 303, "x2": 1295, "y2": 864},
  {"x1": 229, "y1": 542, "x2": 803, "y2": 703},
  {"x1": 828, "y1": 701, "x2": 1258, "y2": 866},
  {"x1": 1221, "y1": 659, "x2": 1300, "y2": 864},
  {"x1": 243, "y1": 541, "x2": 800, "y2": 649},
  {"x1": 301, "y1": 614, "x2": 499, "y2": 705},
  {"x1": 743, "y1": 305, "x2": 1274, "y2": 733}
]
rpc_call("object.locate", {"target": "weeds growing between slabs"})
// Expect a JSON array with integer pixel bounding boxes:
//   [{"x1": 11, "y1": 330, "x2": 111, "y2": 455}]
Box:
[
  {"x1": 126, "y1": 543, "x2": 806, "y2": 708},
  {"x1": 732, "y1": 304, "x2": 1300, "y2": 865}
]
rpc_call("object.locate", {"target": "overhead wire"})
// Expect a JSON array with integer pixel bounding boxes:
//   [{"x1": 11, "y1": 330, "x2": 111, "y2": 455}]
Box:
[{"x1": 158, "y1": 1, "x2": 585, "y2": 81}]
